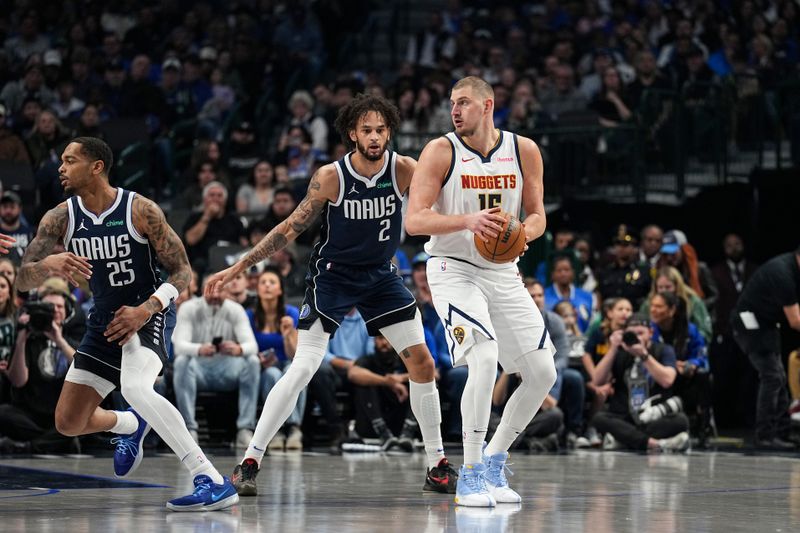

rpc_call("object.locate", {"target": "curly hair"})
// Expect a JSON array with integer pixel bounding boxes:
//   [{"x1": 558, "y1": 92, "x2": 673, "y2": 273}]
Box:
[{"x1": 334, "y1": 93, "x2": 401, "y2": 149}]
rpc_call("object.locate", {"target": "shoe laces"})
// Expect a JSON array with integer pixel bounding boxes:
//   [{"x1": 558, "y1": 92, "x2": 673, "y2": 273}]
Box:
[
  {"x1": 490, "y1": 459, "x2": 514, "y2": 486},
  {"x1": 241, "y1": 460, "x2": 258, "y2": 477},
  {"x1": 463, "y1": 467, "x2": 488, "y2": 492},
  {"x1": 193, "y1": 479, "x2": 214, "y2": 495},
  {"x1": 110, "y1": 436, "x2": 138, "y2": 457}
]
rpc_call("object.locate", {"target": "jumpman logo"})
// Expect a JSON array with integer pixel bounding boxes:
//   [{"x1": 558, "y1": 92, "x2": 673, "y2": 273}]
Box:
[
  {"x1": 348, "y1": 183, "x2": 359, "y2": 195},
  {"x1": 77, "y1": 220, "x2": 88, "y2": 232}
]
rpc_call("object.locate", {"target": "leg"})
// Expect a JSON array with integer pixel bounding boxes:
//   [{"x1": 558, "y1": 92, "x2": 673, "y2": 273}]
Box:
[
  {"x1": 172, "y1": 355, "x2": 200, "y2": 432},
  {"x1": 0, "y1": 404, "x2": 49, "y2": 441},
  {"x1": 591, "y1": 410, "x2": 650, "y2": 451},
  {"x1": 353, "y1": 384, "x2": 392, "y2": 439},
  {"x1": 54, "y1": 381, "x2": 113, "y2": 436},
  {"x1": 748, "y1": 350, "x2": 785, "y2": 441},
  {"x1": 644, "y1": 413, "x2": 690, "y2": 440},
  {"x1": 485, "y1": 348, "x2": 557, "y2": 457},
  {"x1": 259, "y1": 365, "x2": 282, "y2": 405},
  {"x1": 307, "y1": 362, "x2": 341, "y2": 437},
  {"x1": 235, "y1": 355, "x2": 260, "y2": 431},
  {"x1": 559, "y1": 368, "x2": 586, "y2": 435},
  {"x1": 243, "y1": 320, "x2": 329, "y2": 464},
  {"x1": 461, "y1": 335, "x2": 499, "y2": 465},
  {"x1": 443, "y1": 366, "x2": 468, "y2": 436}
]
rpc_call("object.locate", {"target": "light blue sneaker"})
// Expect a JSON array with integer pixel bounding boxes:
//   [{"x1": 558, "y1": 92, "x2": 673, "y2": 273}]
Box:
[
  {"x1": 166, "y1": 475, "x2": 239, "y2": 512},
  {"x1": 112, "y1": 408, "x2": 150, "y2": 478},
  {"x1": 454, "y1": 464, "x2": 496, "y2": 507},
  {"x1": 483, "y1": 450, "x2": 521, "y2": 504}
]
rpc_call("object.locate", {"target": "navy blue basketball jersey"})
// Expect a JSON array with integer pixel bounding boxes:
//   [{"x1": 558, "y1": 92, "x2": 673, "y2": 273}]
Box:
[
  {"x1": 313, "y1": 150, "x2": 403, "y2": 267},
  {"x1": 64, "y1": 188, "x2": 161, "y2": 313}
]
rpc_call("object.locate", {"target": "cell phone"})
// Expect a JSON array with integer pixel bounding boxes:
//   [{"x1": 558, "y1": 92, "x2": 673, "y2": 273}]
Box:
[
  {"x1": 260, "y1": 348, "x2": 278, "y2": 367},
  {"x1": 212, "y1": 336, "x2": 223, "y2": 349},
  {"x1": 622, "y1": 331, "x2": 639, "y2": 347}
]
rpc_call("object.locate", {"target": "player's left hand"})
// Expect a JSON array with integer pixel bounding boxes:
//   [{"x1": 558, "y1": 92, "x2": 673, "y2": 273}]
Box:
[
  {"x1": 0, "y1": 233, "x2": 15, "y2": 254},
  {"x1": 104, "y1": 305, "x2": 151, "y2": 345},
  {"x1": 204, "y1": 265, "x2": 242, "y2": 299}
]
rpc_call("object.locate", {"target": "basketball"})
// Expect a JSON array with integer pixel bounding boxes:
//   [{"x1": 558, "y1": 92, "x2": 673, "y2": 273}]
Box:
[{"x1": 473, "y1": 211, "x2": 526, "y2": 263}]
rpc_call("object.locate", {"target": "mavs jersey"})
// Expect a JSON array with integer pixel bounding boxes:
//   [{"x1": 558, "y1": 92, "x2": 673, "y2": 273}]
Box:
[
  {"x1": 425, "y1": 130, "x2": 524, "y2": 270},
  {"x1": 314, "y1": 150, "x2": 402, "y2": 266},
  {"x1": 63, "y1": 188, "x2": 161, "y2": 313}
]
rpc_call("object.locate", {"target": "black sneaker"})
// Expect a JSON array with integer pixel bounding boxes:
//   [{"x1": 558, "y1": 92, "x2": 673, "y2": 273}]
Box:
[
  {"x1": 424, "y1": 457, "x2": 458, "y2": 494},
  {"x1": 232, "y1": 458, "x2": 260, "y2": 496}
]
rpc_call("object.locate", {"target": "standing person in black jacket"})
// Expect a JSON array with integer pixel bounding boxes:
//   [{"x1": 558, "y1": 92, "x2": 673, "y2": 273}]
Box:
[{"x1": 731, "y1": 246, "x2": 800, "y2": 450}]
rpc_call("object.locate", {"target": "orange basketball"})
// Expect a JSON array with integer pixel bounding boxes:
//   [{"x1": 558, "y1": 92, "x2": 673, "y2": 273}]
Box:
[{"x1": 473, "y1": 211, "x2": 526, "y2": 263}]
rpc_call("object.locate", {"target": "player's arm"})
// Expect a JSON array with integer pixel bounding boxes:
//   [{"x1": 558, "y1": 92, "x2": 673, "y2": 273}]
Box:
[
  {"x1": 394, "y1": 154, "x2": 417, "y2": 195},
  {"x1": 205, "y1": 165, "x2": 339, "y2": 297},
  {"x1": 0, "y1": 233, "x2": 15, "y2": 254},
  {"x1": 405, "y1": 137, "x2": 505, "y2": 242},
  {"x1": 104, "y1": 196, "x2": 192, "y2": 345},
  {"x1": 17, "y1": 204, "x2": 92, "y2": 292},
  {"x1": 517, "y1": 136, "x2": 547, "y2": 242}
]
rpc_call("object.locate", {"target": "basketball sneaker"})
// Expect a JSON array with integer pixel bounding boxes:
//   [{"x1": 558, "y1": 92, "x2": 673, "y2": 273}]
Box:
[
  {"x1": 454, "y1": 464, "x2": 496, "y2": 507},
  {"x1": 231, "y1": 458, "x2": 260, "y2": 496},
  {"x1": 483, "y1": 450, "x2": 521, "y2": 504},
  {"x1": 424, "y1": 457, "x2": 458, "y2": 494},
  {"x1": 166, "y1": 475, "x2": 239, "y2": 512},
  {"x1": 112, "y1": 408, "x2": 150, "y2": 478}
]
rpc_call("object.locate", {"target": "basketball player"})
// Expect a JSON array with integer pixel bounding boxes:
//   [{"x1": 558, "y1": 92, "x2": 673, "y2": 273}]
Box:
[
  {"x1": 17, "y1": 137, "x2": 238, "y2": 512},
  {"x1": 0, "y1": 233, "x2": 15, "y2": 254},
  {"x1": 405, "y1": 76, "x2": 557, "y2": 507},
  {"x1": 205, "y1": 94, "x2": 458, "y2": 496}
]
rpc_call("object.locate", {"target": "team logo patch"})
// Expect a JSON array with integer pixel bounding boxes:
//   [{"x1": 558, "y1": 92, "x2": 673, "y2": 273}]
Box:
[
  {"x1": 299, "y1": 304, "x2": 311, "y2": 320},
  {"x1": 453, "y1": 326, "x2": 465, "y2": 345}
]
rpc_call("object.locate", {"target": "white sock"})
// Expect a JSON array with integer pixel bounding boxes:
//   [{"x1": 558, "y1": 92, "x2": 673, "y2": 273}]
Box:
[
  {"x1": 244, "y1": 323, "x2": 328, "y2": 465},
  {"x1": 109, "y1": 410, "x2": 138, "y2": 435},
  {"x1": 182, "y1": 447, "x2": 224, "y2": 484},
  {"x1": 409, "y1": 379, "x2": 445, "y2": 469},
  {"x1": 461, "y1": 339, "x2": 498, "y2": 465},
  {"x1": 485, "y1": 348, "x2": 557, "y2": 457}
]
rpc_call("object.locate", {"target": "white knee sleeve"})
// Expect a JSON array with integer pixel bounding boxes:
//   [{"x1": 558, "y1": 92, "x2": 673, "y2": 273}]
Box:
[{"x1": 379, "y1": 309, "x2": 426, "y2": 354}]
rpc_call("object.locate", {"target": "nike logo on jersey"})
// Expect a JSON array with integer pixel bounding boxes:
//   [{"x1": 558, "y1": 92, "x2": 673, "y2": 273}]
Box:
[
  {"x1": 461, "y1": 157, "x2": 475, "y2": 162},
  {"x1": 77, "y1": 221, "x2": 88, "y2": 232},
  {"x1": 348, "y1": 183, "x2": 359, "y2": 195}
]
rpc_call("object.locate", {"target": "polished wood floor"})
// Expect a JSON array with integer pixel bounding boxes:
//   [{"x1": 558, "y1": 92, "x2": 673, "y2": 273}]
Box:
[{"x1": 1, "y1": 449, "x2": 799, "y2": 532}]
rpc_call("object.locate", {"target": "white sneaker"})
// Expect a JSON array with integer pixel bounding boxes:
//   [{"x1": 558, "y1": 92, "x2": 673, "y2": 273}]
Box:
[
  {"x1": 657, "y1": 431, "x2": 691, "y2": 453},
  {"x1": 285, "y1": 426, "x2": 303, "y2": 451},
  {"x1": 586, "y1": 426, "x2": 602, "y2": 447},
  {"x1": 483, "y1": 451, "x2": 521, "y2": 504},
  {"x1": 603, "y1": 433, "x2": 622, "y2": 450},
  {"x1": 455, "y1": 464, "x2": 496, "y2": 507},
  {"x1": 236, "y1": 429, "x2": 254, "y2": 449},
  {"x1": 268, "y1": 432, "x2": 285, "y2": 451}
]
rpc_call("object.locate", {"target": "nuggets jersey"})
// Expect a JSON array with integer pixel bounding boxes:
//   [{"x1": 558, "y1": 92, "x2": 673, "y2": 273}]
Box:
[
  {"x1": 425, "y1": 130, "x2": 524, "y2": 270},
  {"x1": 63, "y1": 188, "x2": 161, "y2": 313},
  {"x1": 313, "y1": 150, "x2": 402, "y2": 267}
]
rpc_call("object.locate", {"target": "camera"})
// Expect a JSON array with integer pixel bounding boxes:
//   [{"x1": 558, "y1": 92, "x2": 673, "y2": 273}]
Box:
[
  {"x1": 622, "y1": 331, "x2": 639, "y2": 347},
  {"x1": 22, "y1": 301, "x2": 55, "y2": 332}
]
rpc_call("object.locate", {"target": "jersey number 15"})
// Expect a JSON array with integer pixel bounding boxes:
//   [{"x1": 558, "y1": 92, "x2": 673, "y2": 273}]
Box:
[{"x1": 478, "y1": 193, "x2": 502, "y2": 210}]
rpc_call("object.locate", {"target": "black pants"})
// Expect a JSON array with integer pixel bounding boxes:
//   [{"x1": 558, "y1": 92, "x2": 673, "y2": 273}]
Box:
[
  {"x1": 489, "y1": 406, "x2": 564, "y2": 448},
  {"x1": 0, "y1": 403, "x2": 75, "y2": 452},
  {"x1": 732, "y1": 325, "x2": 791, "y2": 440},
  {"x1": 592, "y1": 410, "x2": 689, "y2": 450},
  {"x1": 353, "y1": 384, "x2": 409, "y2": 438},
  {"x1": 306, "y1": 362, "x2": 349, "y2": 434},
  {"x1": 673, "y1": 371, "x2": 713, "y2": 436}
]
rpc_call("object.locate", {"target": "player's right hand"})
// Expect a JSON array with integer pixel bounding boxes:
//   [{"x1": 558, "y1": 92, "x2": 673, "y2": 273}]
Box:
[
  {"x1": 204, "y1": 265, "x2": 240, "y2": 298},
  {"x1": 42, "y1": 252, "x2": 92, "y2": 286},
  {"x1": 465, "y1": 207, "x2": 506, "y2": 243},
  {"x1": 0, "y1": 233, "x2": 15, "y2": 254}
]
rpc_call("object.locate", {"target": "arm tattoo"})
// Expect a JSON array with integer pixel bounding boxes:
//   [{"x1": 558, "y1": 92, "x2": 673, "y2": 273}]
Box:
[
  {"x1": 135, "y1": 197, "x2": 192, "y2": 294},
  {"x1": 400, "y1": 349, "x2": 411, "y2": 360},
  {"x1": 241, "y1": 172, "x2": 327, "y2": 269},
  {"x1": 17, "y1": 205, "x2": 68, "y2": 292}
]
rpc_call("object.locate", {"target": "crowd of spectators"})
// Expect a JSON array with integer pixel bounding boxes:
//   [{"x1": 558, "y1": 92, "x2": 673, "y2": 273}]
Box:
[{"x1": 0, "y1": 1, "x2": 799, "y2": 454}]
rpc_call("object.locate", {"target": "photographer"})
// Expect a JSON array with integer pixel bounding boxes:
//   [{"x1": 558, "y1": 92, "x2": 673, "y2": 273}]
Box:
[
  {"x1": 591, "y1": 313, "x2": 690, "y2": 452},
  {"x1": 0, "y1": 277, "x2": 84, "y2": 453}
]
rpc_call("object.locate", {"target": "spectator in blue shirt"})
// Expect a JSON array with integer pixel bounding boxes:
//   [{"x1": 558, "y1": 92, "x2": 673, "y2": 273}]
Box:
[
  {"x1": 247, "y1": 267, "x2": 302, "y2": 451},
  {"x1": 544, "y1": 254, "x2": 595, "y2": 333}
]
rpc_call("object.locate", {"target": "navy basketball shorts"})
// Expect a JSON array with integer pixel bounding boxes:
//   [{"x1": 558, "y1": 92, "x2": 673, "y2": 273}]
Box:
[
  {"x1": 298, "y1": 260, "x2": 417, "y2": 337},
  {"x1": 71, "y1": 305, "x2": 176, "y2": 390}
]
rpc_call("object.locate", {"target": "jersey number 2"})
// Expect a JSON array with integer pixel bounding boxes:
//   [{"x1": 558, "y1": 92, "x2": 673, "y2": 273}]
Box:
[
  {"x1": 478, "y1": 193, "x2": 502, "y2": 210},
  {"x1": 109, "y1": 259, "x2": 135, "y2": 287},
  {"x1": 378, "y1": 219, "x2": 391, "y2": 242}
]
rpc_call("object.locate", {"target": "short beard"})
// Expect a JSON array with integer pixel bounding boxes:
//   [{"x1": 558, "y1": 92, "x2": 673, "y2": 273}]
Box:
[{"x1": 355, "y1": 138, "x2": 387, "y2": 161}]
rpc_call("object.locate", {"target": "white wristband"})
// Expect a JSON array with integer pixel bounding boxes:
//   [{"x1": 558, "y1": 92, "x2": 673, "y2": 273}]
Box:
[{"x1": 152, "y1": 283, "x2": 179, "y2": 310}]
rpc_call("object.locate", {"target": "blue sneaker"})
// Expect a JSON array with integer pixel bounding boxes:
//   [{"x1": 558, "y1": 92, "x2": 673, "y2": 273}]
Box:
[
  {"x1": 483, "y1": 450, "x2": 521, "y2": 503},
  {"x1": 454, "y1": 464, "x2": 496, "y2": 507},
  {"x1": 166, "y1": 475, "x2": 239, "y2": 512},
  {"x1": 112, "y1": 409, "x2": 150, "y2": 478}
]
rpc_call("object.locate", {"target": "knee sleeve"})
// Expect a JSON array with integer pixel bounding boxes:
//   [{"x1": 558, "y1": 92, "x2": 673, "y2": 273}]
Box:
[
  {"x1": 287, "y1": 320, "x2": 330, "y2": 388},
  {"x1": 379, "y1": 309, "x2": 426, "y2": 353}
]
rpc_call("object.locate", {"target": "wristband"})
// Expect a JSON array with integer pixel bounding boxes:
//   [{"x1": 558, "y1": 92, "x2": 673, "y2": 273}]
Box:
[{"x1": 152, "y1": 283, "x2": 179, "y2": 310}]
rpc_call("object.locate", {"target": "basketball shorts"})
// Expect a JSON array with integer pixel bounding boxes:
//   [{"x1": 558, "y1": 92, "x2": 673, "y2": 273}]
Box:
[
  {"x1": 69, "y1": 304, "x2": 176, "y2": 392},
  {"x1": 426, "y1": 256, "x2": 554, "y2": 372},
  {"x1": 298, "y1": 260, "x2": 417, "y2": 337}
]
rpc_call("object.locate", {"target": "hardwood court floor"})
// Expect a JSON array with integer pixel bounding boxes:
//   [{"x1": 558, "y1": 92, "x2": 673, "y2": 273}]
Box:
[{"x1": 1, "y1": 450, "x2": 799, "y2": 532}]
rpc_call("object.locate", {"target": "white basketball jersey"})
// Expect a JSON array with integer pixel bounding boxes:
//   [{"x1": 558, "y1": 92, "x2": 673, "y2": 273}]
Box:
[{"x1": 424, "y1": 130, "x2": 524, "y2": 270}]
